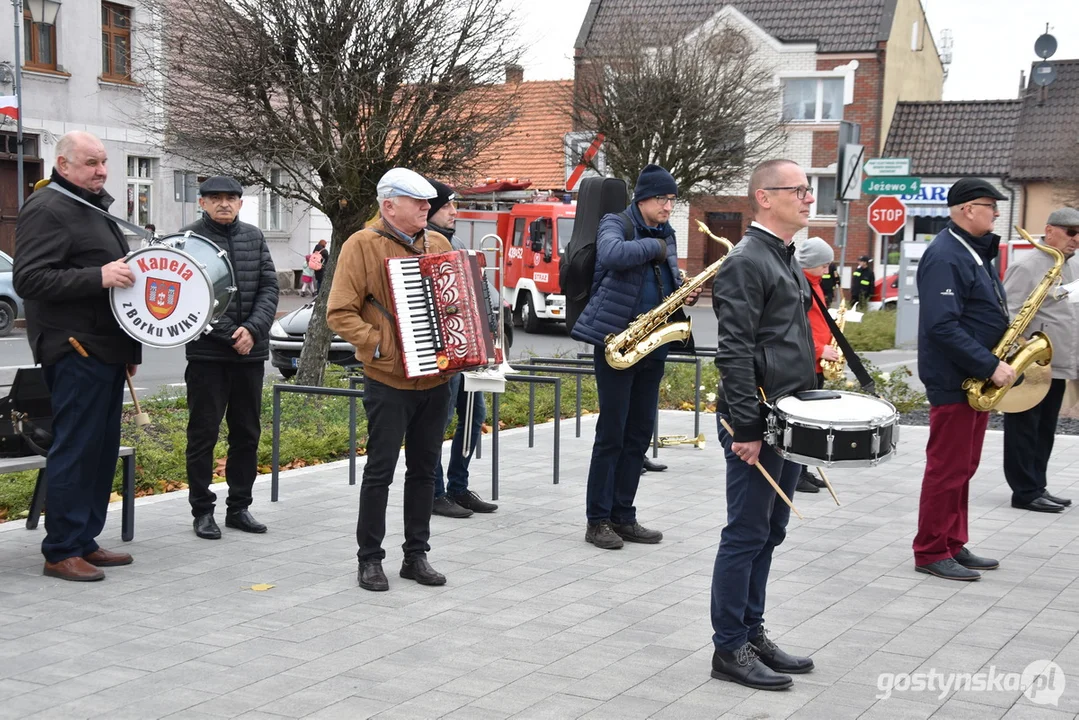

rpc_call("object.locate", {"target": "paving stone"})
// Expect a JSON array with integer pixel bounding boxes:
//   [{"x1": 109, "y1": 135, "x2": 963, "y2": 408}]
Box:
[{"x1": 1, "y1": 419, "x2": 1078, "y2": 718}]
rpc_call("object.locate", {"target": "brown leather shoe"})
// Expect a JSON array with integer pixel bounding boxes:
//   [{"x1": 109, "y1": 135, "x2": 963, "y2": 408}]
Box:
[
  {"x1": 43, "y1": 557, "x2": 105, "y2": 582},
  {"x1": 83, "y1": 548, "x2": 133, "y2": 567}
]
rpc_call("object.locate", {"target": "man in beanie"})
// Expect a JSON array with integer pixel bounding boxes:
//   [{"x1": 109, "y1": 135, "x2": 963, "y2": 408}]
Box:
[
  {"x1": 571, "y1": 164, "x2": 700, "y2": 550},
  {"x1": 1001, "y1": 206, "x2": 1079, "y2": 513},
  {"x1": 328, "y1": 168, "x2": 454, "y2": 591},
  {"x1": 913, "y1": 177, "x2": 1014, "y2": 581},
  {"x1": 710, "y1": 159, "x2": 817, "y2": 690},
  {"x1": 425, "y1": 178, "x2": 499, "y2": 520},
  {"x1": 183, "y1": 175, "x2": 279, "y2": 541},
  {"x1": 794, "y1": 237, "x2": 840, "y2": 493}
]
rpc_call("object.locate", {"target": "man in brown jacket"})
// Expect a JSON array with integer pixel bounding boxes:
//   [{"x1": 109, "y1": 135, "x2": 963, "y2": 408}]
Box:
[{"x1": 328, "y1": 168, "x2": 454, "y2": 592}]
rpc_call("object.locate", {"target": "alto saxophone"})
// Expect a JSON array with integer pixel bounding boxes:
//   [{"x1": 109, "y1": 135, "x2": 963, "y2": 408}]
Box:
[
  {"x1": 820, "y1": 298, "x2": 847, "y2": 381},
  {"x1": 604, "y1": 220, "x2": 734, "y2": 369},
  {"x1": 962, "y1": 226, "x2": 1064, "y2": 412}
]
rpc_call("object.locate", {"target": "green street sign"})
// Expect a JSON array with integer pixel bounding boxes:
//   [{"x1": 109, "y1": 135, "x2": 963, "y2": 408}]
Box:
[{"x1": 863, "y1": 177, "x2": 921, "y2": 195}]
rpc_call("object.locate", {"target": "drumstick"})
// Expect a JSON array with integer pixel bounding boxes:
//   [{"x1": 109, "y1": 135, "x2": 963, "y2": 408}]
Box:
[
  {"x1": 69, "y1": 337, "x2": 150, "y2": 427},
  {"x1": 720, "y1": 418, "x2": 803, "y2": 520},
  {"x1": 815, "y1": 466, "x2": 841, "y2": 507}
]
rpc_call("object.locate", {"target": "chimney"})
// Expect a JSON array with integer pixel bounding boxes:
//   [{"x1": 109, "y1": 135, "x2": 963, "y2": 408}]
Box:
[
  {"x1": 505, "y1": 64, "x2": 524, "y2": 85},
  {"x1": 1018, "y1": 69, "x2": 1026, "y2": 97}
]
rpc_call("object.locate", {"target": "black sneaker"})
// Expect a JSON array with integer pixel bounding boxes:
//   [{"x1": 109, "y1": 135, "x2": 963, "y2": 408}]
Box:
[
  {"x1": 585, "y1": 521, "x2": 624, "y2": 549},
  {"x1": 795, "y1": 475, "x2": 820, "y2": 493},
  {"x1": 451, "y1": 490, "x2": 498, "y2": 513},
  {"x1": 611, "y1": 522, "x2": 663, "y2": 544},
  {"x1": 432, "y1": 495, "x2": 473, "y2": 518}
]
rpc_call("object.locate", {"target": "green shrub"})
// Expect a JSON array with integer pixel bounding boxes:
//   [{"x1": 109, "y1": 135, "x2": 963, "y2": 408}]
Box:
[{"x1": 845, "y1": 309, "x2": 896, "y2": 351}]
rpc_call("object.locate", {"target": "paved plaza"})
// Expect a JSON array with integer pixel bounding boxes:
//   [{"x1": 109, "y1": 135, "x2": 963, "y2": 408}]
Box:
[{"x1": 2, "y1": 411, "x2": 1079, "y2": 719}]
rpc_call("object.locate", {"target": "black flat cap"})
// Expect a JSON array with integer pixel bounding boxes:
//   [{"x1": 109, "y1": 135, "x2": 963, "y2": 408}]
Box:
[
  {"x1": 199, "y1": 175, "x2": 243, "y2": 196},
  {"x1": 947, "y1": 177, "x2": 1007, "y2": 207}
]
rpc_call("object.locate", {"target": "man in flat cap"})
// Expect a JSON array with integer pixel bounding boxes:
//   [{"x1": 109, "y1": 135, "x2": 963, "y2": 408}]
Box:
[
  {"x1": 184, "y1": 176, "x2": 279, "y2": 540},
  {"x1": 328, "y1": 168, "x2": 454, "y2": 591},
  {"x1": 913, "y1": 177, "x2": 1015, "y2": 581},
  {"x1": 1002, "y1": 206, "x2": 1079, "y2": 513}
]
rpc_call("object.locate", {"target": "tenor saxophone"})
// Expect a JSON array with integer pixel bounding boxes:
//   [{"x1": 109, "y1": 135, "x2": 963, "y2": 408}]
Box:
[
  {"x1": 820, "y1": 298, "x2": 848, "y2": 381},
  {"x1": 604, "y1": 220, "x2": 734, "y2": 369},
  {"x1": 962, "y1": 226, "x2": 1064, "y2": 412}
]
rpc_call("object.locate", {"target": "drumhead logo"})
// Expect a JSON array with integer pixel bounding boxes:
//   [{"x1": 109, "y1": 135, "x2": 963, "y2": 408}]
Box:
[
  {"x1": 112, "y1": 249, "x2": 211, "y2": 347},
  {"x1": 146, "y1": 277, "x2": 180, "y2": 320}
]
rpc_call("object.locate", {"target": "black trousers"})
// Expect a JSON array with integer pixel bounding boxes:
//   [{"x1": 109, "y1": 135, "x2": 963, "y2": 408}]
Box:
[
  {"x1": 1003, "y1": 378, "x2": 1067, "y2": 505},
  {"x1": 186, "y1": 361, "x2": 265, "y2": 517},
  {"x1": 358, "y1": 377, "x2": 451, "y2": 562},
  {"x1": 41, "y1": 354, "x2": 125, "y2": 563}
]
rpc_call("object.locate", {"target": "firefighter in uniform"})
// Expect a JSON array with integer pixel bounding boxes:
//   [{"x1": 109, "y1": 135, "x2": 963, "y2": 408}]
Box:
[{"x1": 850, "y1": 255, "x2": 874, "y2": 306}]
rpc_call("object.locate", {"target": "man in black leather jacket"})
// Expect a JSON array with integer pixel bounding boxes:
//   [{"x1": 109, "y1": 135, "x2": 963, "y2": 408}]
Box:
[
  {"x1": 709, "y1": 159, "x2": 818, "y2": 691},
  {"x1": 13, "y1": 131, "x2": 142, "y2": 582},
  {"x1": 183, "y1": 176, "x2": 278, "y2": 539}
]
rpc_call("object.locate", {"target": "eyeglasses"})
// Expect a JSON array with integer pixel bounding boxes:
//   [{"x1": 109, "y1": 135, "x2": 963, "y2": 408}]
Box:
[
  {"x1": 967, "y1": 203, "x2": 999, "y2": 212},
  {"x1": 1052, "y1": 226, "x2": 1079, "y2": 238},
  {"x1": 652, "y1": 195, "x2": 677, "y2": 207},
  {"x1": 764, "y1": 185, "x2": 812, "y2": 200}
]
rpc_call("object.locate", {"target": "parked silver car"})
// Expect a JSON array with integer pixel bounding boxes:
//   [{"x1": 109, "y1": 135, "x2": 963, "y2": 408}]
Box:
[{"x1": 0, "y1": 251, "x2": 25, "y2": 336}]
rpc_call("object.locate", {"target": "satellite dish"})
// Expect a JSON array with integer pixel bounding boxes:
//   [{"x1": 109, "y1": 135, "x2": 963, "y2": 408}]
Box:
[
  {"x1": 1034, "y1": 32, "x2": 1057, "y2": 59},
  {"x1": 1032, "y1": 61, "x2": 1057, "y2": 87}
]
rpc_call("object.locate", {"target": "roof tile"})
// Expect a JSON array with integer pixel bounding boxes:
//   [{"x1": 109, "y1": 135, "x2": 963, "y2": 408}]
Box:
[
  {"x1": 1010, "y1": 60, "x2": 1079, "y2": 181},
  {"x1": 883, "y1": 100, "x2": 1021, "y2": 176}
]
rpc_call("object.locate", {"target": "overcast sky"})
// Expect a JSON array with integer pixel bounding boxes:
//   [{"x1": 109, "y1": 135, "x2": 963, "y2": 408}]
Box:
[{"x1": 513, "y1": 0, "x2": 1079, "y2": 101}]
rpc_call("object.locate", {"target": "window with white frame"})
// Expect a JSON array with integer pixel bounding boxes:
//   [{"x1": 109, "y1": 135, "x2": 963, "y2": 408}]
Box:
[
  {"x1": 781, "y1": 77, "x2": 844, "y2": 122},
  {"x1": 126, "y1": 156, "x2": 153, "y2": 226},
  {"x1": 261, "y1": 169, "x2": 283, "y2": 231},
  {"x1": 810, "y1": 175, "x2": 837, "y2": 217}
]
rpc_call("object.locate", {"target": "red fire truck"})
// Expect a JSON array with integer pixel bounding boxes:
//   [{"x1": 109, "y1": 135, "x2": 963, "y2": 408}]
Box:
[{"x1": 454, "y1": 181, "x2": 576, "y2": 332}]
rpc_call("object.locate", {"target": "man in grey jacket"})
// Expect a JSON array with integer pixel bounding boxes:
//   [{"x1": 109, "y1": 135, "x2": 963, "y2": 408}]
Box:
[
  {"x1": 1002, "y1": 207, "x2": 1079, "y2": 513},
  {"x1": 183, "y1": 176, "x2": 279, "y2": 539}
]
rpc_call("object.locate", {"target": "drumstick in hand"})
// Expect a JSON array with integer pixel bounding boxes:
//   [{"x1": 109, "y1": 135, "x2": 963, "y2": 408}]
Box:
[
  {"x1": 720, "y1": 417, "x2": 802, "y2": 520},
  {"x1": 69, "y1": 337, "x2": 150, "y2": 427},
  {"x1": 815, "y1": 466, "x2": 841, "y2": 507}
]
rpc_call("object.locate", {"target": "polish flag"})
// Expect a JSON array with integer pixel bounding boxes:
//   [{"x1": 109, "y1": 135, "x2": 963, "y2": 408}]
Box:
[{"x1": 0, "y1": 96, "x2": 18, "y2": 121}]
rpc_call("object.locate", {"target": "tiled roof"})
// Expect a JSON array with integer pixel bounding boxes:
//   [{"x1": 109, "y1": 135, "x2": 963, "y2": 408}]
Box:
[
  {"x1": 1010, "y1": 60, "x2": 1079, "y2": 181},
  {"x1": 883, "y1": 100, "x2": 1021, "y2": 177},
  {"x1": 576, "y1": 0, "x2": 896, "y2": 53},
  {"x1": 470, "y1": 80, "x2": 574, "y2": 192}
]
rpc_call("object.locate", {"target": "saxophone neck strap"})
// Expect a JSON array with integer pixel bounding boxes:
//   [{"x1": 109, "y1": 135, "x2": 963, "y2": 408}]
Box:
[
  {"x1": 811, "y1": 290, "x2": 876, "y2": 395},
  {"x1": 45, "y1": 181, "x2": 154, "y2": 241}
]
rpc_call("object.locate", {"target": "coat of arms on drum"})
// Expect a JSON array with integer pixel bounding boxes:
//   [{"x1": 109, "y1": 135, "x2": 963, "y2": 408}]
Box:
[{"x1": 145, "y1": 277, "x2": 181, "y2": 320}]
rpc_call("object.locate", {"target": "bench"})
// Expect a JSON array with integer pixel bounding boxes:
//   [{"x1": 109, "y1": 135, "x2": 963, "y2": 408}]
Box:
[{"x1": 2, "y1": 446, "x2": 136, "y2": 542}]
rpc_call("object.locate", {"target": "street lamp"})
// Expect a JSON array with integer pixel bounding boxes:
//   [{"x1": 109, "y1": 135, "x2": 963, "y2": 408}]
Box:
[{"x1": 13, "y1": 0, "x2": 60, "y2": 209}]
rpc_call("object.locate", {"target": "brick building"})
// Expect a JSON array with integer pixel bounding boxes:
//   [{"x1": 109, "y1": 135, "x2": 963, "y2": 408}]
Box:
[{"x1": 573, "y1": 0, "x2": 944, "y2": 287}]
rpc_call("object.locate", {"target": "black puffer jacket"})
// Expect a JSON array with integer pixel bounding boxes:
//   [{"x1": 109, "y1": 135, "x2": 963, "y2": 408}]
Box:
[
  {"x1": 712, "y1": 225, "x2": 817, "y2": 442},
  {"x1": 180, "y1": 214, "x2": 278, "y2": 363},
  {"x1": 13, "y1": 171, "x2": 142, "y2": 366}
]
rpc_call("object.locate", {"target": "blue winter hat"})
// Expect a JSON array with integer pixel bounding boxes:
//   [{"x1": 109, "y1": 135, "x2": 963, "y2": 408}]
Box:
[{"x1": 633, "y1": 164, "x2": 678, "y2": 202}]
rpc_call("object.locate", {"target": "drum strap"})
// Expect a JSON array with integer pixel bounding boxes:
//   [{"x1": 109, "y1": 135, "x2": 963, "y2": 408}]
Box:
[
  {"x1": 44, "y1": 182, "x2": 154, "y2": 241},
  {"x1": 811, "y1": 290, "x2": 877, "y2": 396}
]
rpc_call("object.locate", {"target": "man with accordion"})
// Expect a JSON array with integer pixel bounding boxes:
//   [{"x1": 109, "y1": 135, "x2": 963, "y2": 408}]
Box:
[{"x1": 328, "y1": 168, "x2": 454, "y2": 592}]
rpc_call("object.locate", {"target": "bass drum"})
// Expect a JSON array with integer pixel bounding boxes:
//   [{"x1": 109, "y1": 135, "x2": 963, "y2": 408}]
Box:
[
  {"x1": 767, "y1": 390, "x2": 899, "y2": 468},
  {"x1": 110, "y1": 232, "x2": 236, "y2": 348}
]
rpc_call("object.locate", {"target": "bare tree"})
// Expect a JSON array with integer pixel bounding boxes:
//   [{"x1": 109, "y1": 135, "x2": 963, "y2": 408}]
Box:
[
  {"x1": 573, "y1": 22, "x2": 785, "y2": 194},
  {"x1": 137, "y1": 0, "x2": 522, "y2": 385}
]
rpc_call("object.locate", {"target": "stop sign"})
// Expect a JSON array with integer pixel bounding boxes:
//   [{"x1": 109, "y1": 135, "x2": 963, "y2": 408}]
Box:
[{"x1": 867, "y1": 196, "x2": 907, "y2": 235}]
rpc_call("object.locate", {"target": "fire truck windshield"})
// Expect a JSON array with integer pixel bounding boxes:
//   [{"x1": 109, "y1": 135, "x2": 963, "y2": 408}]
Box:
[{"x1": 557, "y1": 218, "x2": 574, "y2": 255}]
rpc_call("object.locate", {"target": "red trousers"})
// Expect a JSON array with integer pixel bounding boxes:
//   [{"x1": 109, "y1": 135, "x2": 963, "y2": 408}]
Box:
[{"x1": 913, "y1": 402, "x2": 990, "y2": 565}]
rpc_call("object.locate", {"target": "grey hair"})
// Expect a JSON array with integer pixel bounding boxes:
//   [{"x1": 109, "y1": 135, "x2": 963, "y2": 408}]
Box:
[{"x1": 54, "y1": 130, "x2": 102, "y2": 163}]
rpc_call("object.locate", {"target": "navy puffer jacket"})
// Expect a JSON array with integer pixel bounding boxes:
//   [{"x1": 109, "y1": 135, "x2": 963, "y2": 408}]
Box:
[
  {"x1": 180, "y1": 214, "x2": 279, "y2": 363},
  {"x1": 570, "y1": 204, "x2": 681, "y2": 347}
]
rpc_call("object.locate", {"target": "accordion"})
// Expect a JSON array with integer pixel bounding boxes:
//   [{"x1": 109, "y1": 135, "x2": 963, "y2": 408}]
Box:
[{"x1": 385, "y1": 250, "x2": 503, "y2": 378}]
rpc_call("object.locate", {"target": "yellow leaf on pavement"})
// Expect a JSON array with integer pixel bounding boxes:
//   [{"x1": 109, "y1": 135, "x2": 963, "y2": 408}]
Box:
[{"x1": 249, "y1": 584, "x2": 275, "y2": 592}]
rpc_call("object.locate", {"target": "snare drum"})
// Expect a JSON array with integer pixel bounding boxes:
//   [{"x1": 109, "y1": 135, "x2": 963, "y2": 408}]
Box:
[
  {"x1": 766, "y1": 391, "x2": 899, "y2": 467},
  {"x1": 110, "y1": 232, "x2": 236, "y2": 348}
]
